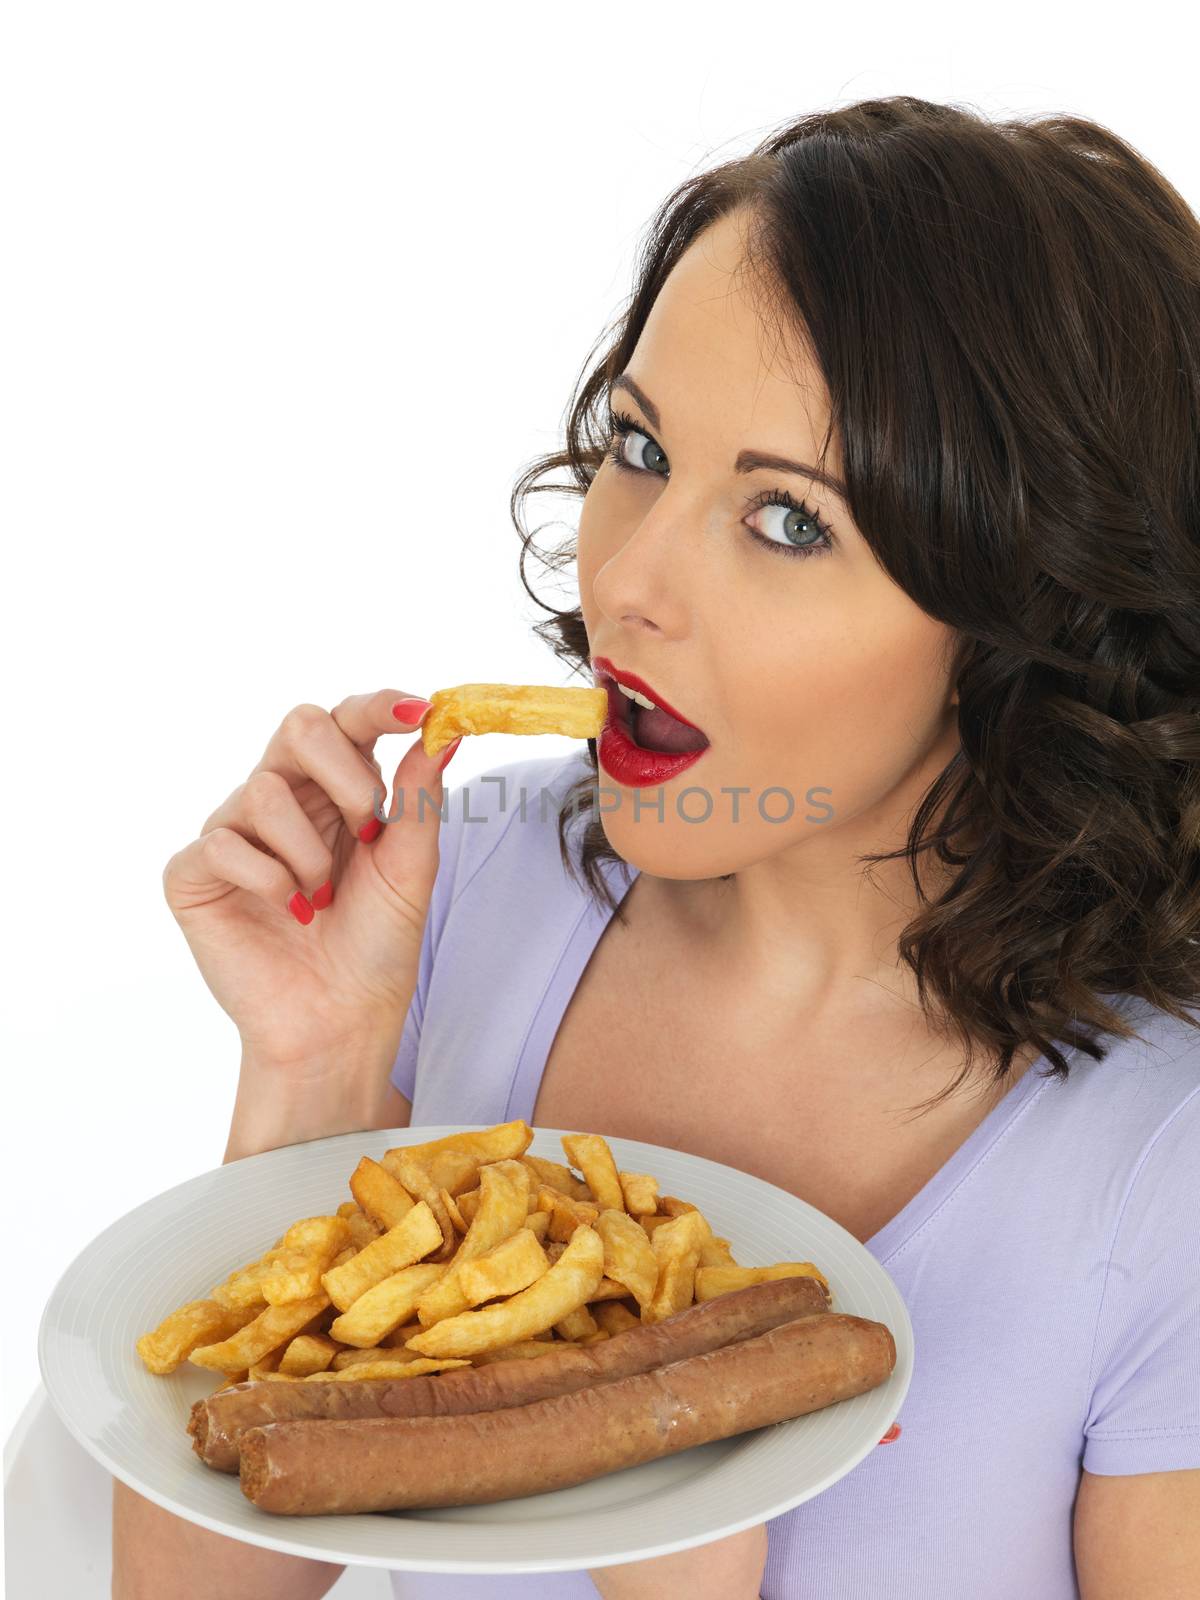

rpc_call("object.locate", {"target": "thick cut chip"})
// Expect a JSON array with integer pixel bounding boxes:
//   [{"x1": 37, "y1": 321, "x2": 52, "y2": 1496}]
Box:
[
  {"x1": 420, "y1": 684, "x2": 607, "y2": 757},
  {"x1": 617, "y1": 1170, "x2": 660, "y2": 1216},
  {"x1": 537, "y1": 1185, "x2": 599, "y2": 1243},
  {"x1": 277, "y1": 1333, "x2": 342, "y2": 1377},
  {"x1": 260, "y1": 1216, "x2": 351, "y2": 1305},
  {"x1": 453, "y1": 1228, "x2": 548, "y2": 1310},
  {"x1": 136, "y1": 1299, "x2": 246, "y2": 1375},
  {"x1": 414, "y1": 1159, "x2": 532, "y2": 1327},
  {"x1": 592, "y1": 1301, "x2": 641, "y2": 1338},
  {"x1": 331, "y1": 1345, "x2": 397, "y2": 1369},
  {"x1": 594, "y1": 1208, "x2": 659, "y2": 1308},
  {"x1": 328, "y1": 1263, "x2": 446, "y2": 1347},
  {"x1": 344, "y1": 1210, "x2": 383, "y2": 1252},
  {"x1": 521, "y1": 1152, "x2": 592, "y2": 1202},
  {"x1": 561, "y1": 1133, "x2": 625, "y2": 1212},
  {"x1": 350, "y1": 1157, "x2": 416, "y2": 1232},
  {"x1": 694, "y1": 1262, "x2": 830, "y2": 1300},
  {"x1": 382, "y1": 1154, "x2": 458, "y2": 1263},
  {"x1": 554, "y1": 1303, "x2": 600, "y2": 1341},
  {"x1": 189, "y1": 1292, "x2": 331, "y2": 1371},
  {"x1": 643, "y1": 1209, "x2": 709, "y2": 1324},
  {"x1": 524, "y1": 1210, "x2": 551, "y2": 1243},
  {"x1": 441, "y1": 1187, "x2": 469, "y2": 1234},
  {"x1": 300, "y1": 1356, "x2": 471, "y2": 1381},
  {"x1": 384, "y1": 1122, "x2": 531, "y2": 1172},
  {"x1": 209, "y1": 1251, "x2": 292, "y2": 1313},
  {"x1": 247, "y1": 1347, "x2": 284, "y2": 1379},
  {"x1": 705, "y1": 1236, "x2": 737, "y2": 1264},
  {"x1": 320, "y1": 1202, "x2": 444, "y2": 1311},
  {"x1": 382, "y1": 1319, "x2": 425, "y2": 1347},
  {"x1": 470, "y1": 1339, "x2": 561, "y2": 1364},
  {"x1": 588, "y1": 1275, "x2": 639, "y2": 1302},
  {"x1": 402, "y1": 1223, "x2": 605, "y2": 1358},
  {"x1": 640, "y1": 1214, "x2": 671, "y2": 1239}
]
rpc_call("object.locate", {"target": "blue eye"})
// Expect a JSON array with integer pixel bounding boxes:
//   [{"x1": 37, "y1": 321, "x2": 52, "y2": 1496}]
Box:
[
  {"x1": 747, "y1": 485, "x2": 835, "y2": 558},
  {"x1": 606, "y1": 410, "x2": 669, "y2": 477},
  {"x1": 604, "y1": 407, "x2": 835, "y2": 561}
]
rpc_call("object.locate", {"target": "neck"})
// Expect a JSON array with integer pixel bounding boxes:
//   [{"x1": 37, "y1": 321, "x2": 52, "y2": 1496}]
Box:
[{"x1": 660, "y1": 762, "x2": 962, "y2": 1028}]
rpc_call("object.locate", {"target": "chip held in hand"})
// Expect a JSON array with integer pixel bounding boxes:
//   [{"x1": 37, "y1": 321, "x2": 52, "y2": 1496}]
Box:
[{"x1": 420, "y1": 683, "x2": 608, "y2": 757}]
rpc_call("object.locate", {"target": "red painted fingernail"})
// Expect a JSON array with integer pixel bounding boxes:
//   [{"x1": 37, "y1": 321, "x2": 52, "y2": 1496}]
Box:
[
  {"x1": 288, "y1": 890, "x2": 314, "y2": 925},
  {"x1": 437, "y1": 736, "x2": 462, "y2": 773},
  {"x1": 878, "y1": 1423, "x2": 901, "y2": 1444},
  {"x1": 392, "y1": 698, "x2": 432, "y2": 723},
  {"x1": 358, "y1": 816, "x2": 382, "y2": 844},
  {"x1": 310, "y1": 878, "x2": 334, "y2": 911}
]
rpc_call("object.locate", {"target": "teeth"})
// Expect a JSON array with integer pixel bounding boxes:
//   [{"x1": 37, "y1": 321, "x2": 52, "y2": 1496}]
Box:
[{"x1": 616, "y1": 683, "x2": 657, "y2": 711}]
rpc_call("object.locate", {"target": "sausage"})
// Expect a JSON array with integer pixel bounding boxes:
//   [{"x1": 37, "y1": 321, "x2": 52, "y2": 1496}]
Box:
[
  {"x1": 190, "y1": 1273, "x2": 830, "y2": 1473},
  {"x1": 191, "y1": 1275, "x2": 828, "y2": 1473},
  {"x1": 238, "y1": 1309, "x2": 895, "y2": 1515}
]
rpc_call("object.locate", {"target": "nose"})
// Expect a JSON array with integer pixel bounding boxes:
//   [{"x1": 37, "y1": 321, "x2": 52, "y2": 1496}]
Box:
[{"x1": 588, "y1": 501, "x2": 695, "y2": 641}]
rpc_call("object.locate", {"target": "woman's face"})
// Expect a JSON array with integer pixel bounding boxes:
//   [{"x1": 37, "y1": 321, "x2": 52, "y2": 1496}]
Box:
[{"x1": 578, "y1": 206, "x2": 961, "y2": 882}]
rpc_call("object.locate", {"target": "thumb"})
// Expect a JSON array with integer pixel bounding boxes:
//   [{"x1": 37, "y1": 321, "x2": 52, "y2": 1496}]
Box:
[{"x1": 367, "y1": 726, "x2": 462, "y2": 909}]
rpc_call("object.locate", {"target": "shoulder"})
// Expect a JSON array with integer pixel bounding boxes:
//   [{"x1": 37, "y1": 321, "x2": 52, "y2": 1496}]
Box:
[
  {"x1": 1078, "y1": 1000, "x2": 1200, "y2": 1462},
  {"x1": 1070, "y1": 994, "x2": 1200, "y2": 1113},
  {"x1": 1113, "y1": 997, "x2": 1200, "y2": 1176},
  {"x1": 1043, "y1": 994, "x2": 1200, "y2": 1192}
]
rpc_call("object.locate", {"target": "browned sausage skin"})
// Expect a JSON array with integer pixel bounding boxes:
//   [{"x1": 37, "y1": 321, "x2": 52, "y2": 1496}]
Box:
[
  {"x1": 190, "y1": 1274, "x2": 831, "y2": 1473},
  {"x1": 239, "y1": 1310, "x2": 895, "y2": 1516}
]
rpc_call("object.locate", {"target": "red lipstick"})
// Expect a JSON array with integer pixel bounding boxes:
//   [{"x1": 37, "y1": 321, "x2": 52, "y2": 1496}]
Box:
[{"x1": 591, "y1": 655, "x2": 710, "y2": 789}]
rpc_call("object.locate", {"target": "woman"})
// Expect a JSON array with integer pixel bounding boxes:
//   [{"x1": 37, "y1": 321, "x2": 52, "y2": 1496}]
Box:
[{"x1": 113, "y1": 96, "x2": 1200, "y2": 1599}]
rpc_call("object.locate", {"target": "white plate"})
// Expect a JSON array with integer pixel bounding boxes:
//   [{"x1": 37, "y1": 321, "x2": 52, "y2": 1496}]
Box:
[{"x1": 38, "y1": 1125, "x2": 912, "y2": 1574}]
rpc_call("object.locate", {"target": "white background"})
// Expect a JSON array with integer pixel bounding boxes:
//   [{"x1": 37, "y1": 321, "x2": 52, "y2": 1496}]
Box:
[{"x1": 3, "y1": 0, "x2": 1197, "y2": 1538}]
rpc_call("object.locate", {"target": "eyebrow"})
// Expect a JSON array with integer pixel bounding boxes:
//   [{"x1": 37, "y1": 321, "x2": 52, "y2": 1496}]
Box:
[{"x1": 609, "y1": 373, "x2": 849, "y2": 501}]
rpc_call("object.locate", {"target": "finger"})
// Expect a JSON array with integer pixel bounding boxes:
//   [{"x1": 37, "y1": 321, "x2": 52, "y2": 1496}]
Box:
[
  {"x1": 240, "y1": 694, "x2": 431, "y2": 842},
  {"x1": 330, "y1": 689, "x2": 447, "y2": 835},
  {"x1": 218, "y1": 769, "x2": 334, "y2": 902},
  {"x1": 331, "y1": 688, "x2": 436, "y2": 754},
  {"x1": 164, "y1": 827, "x2": 318, "y2": 926}
]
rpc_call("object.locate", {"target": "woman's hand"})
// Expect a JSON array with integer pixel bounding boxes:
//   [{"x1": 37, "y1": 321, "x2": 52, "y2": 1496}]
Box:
[
  {"x1": 162, "y1": 688, "x2": 456, "y2": 1074},
  {"x1": 589, "y1": 1523, "x2": 768, "y2": 1600}
]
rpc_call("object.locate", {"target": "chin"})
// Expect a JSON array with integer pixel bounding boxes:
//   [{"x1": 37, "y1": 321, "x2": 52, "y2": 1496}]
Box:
[{"x1": 597, "y1": 809, "x2": 744, "y2": 882}]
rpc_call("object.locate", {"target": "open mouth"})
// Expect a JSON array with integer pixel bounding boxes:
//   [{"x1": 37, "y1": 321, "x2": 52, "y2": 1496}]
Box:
[{"x1": 597, "y1": 667, "x2": 710, "y2": 755}]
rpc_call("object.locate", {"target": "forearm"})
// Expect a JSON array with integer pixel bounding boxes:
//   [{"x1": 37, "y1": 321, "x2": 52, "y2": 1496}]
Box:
[
  {"x1": 113, "y1": 1035, "x2": 406, "y2": 1594},
  {"x1": 590, "y1": 1570, "x2": 762, "y2": 1600},
  {"x1": 223, "y1": 1034, "x2": 404, "y2": 1162},
  {"x1": 588, "y1": 1523, "x2": 769, "y2": 1599},
  {"x1": 111, "y1": 1476, "x2": 344, "y2": 1600}
]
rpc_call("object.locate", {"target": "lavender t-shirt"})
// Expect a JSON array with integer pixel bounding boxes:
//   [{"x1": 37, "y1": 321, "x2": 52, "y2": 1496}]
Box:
[{"x1": 384, "y1": 750, "x2": 1200, "y2": 1600}]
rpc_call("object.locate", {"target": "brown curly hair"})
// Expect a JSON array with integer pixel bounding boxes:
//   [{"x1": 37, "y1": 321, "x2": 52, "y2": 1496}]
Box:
[{"x1": 509, "y1": 94, "x2": 1200, "y2": 1112}]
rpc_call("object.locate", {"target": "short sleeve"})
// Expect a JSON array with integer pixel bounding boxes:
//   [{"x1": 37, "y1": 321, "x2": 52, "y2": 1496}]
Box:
[
  {"x1": 385, "y1": 755, "x2": 570, "y2": 1108},
  {"x1": 386, "y1": 776, "x2": 471, "y2": 1105},
  {"x1": 389, "y1": 966, "x2": 425, "y2": 1103},
  {"x1": 1082, "y1": 1085, "x2": 1200, "y2": 1474}
]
